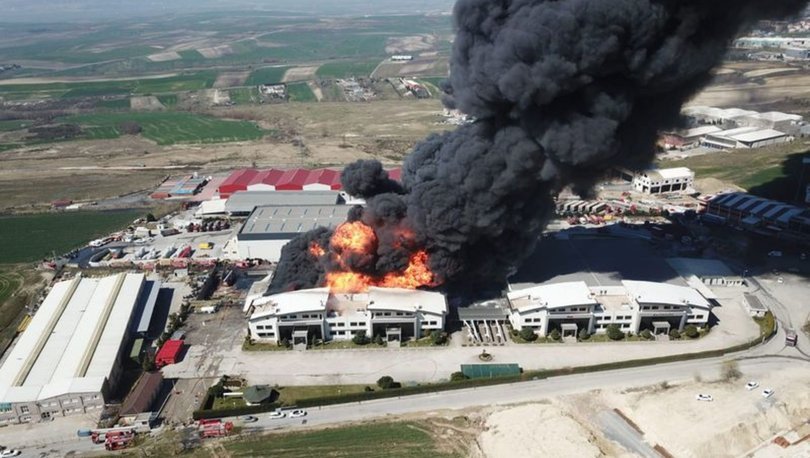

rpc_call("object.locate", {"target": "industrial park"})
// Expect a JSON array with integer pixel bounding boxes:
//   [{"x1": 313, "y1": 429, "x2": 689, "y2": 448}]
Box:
[{"x1": 1, "y1": 1, "x2": 810, "y2": 457}]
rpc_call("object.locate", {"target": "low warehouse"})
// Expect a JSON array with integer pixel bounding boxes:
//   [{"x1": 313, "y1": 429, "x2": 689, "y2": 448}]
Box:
[
  {"x1": 236, "y1": 205, "x2": 352, "y2": 262},
  {"x1": 0, "y1": 273, "x2": 153, "y2": 424}
]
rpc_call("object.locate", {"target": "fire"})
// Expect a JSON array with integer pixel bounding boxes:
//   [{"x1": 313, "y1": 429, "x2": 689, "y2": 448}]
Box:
[
  {"x1": 308, "y1": 242, "x2": 325, "y2": 258},
  {"x1": 330, "y1": 221, "x2": 376, "y2": 254},
  {"x1": 325, "y1": 271, "x2": 373, "y2": 293},
  {"x1": 380, "y1": 250, "x2": 436, "y2": 289},
  {"x1": 320, "y1": 221, "x2": 438, "y2": 294}
]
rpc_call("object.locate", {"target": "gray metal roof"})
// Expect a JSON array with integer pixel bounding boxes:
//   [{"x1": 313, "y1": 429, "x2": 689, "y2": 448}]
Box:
[
  {"x1": 238, "y1": 205, "x2": 352, "y2": 238},
  {"x1": 225, "y1": 191, "x2": 340, "y2": 214}
]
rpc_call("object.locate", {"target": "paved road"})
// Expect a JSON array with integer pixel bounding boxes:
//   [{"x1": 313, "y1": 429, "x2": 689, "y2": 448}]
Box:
[{"x1": 597, "y1": 410, "x2": 659, "y2": 458}]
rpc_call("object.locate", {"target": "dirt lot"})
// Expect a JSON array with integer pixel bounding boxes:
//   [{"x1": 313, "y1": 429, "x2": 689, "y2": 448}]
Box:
[
  {"x1": 197, "y1": 45, "x2": 234, "y2": 59},
  {"x1": 282, "y1": 66, "x2": 320, "y2": 82},
  {"x1": 690, "y1": 61, "x2": 810, "y2": 108},
  {"x1": 385, "y1": 34, "x2": 438, "y2": 54},
  {"x1": 131, "y1": 95, "x2": 165, "y2": 111},
  {"x1": 473, "y1": 365, "x2": 810, "y2": 458},
  {"x1": 213, "y1": 72, "x2": 250, "y2": 88}
]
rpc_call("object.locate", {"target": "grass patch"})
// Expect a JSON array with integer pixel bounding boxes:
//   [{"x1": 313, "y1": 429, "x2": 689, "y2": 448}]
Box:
[
  {"x1": 0, "y1": 120, "x2": 33, "y2": 132},
  {"x1": 0, "y1": 210, "x2": 142, "y2": 263},
  {"x1": 229, "y1": 87, "x2": 259, "y2": 105},
  {"x1": 242, "y1": 340, "x2": 290, "y2": 352},
  {"x1": 96, "y1": 98, "x2": 130, "y2": 110},
  {"x1": 156, "y1": 94, "x2": 177, "y2": 107},
  {"x1": 245, "y1": 66, "x2": 289, "y2": 86},
  {"x1": 316, "y1": 61, "x2": 379, "y2": 79},
  {"x1": 62, "y1": 112, "x2": 264, "y2": 145},
  {"x1": 286, "y1": 82, "x2": 317, "y2": 102},
  {"x1": 754, "y1": 311, "x2": 776, "y2": 338},
  {"x1": 224, "y1": 421, "x2": 454, "y2": 458},
  {"x1": 276, "y1": 385, "x2": 368, "y2": 406},
  {"x1": 213, "y1": 396, "x2": 247, "y2": 410}
]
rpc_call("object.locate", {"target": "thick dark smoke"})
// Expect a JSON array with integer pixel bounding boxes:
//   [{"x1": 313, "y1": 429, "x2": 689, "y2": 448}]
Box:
[{"x1": 270, "y1": 0, "x2": 807, "y2": 294}]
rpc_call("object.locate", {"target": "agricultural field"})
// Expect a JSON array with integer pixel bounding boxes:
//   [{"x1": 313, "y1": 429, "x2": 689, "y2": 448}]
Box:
[
  {"x1": 286, "y1": 82, "x2": 318, "y2": 102},
  {"x1": 0, "y1": 268, "x2": 44, "y2": 358},
  {"x1": 316, "y1": 60, "x2": 381, "y2": 79},
  {"x1": 229, "y1": 87, "x2": 260, "y2": 105},
  {"x1": 245, "y1": 66, "x2": 290, "y2": 86},
  {"x1": 0, "y1": 210, "x2": 143, "y2": 263},
  {"x1": 0, "y1": 120, "x2": 33, "y2": 132},
  {"x1": 224, "y1": 422, "x2": 464, "y2": 458},
  {"x1": 62, "y1": 112, "x2": 265, "y2": 145},
  {"x1": 0, "y1": 71, "x2": 217, "y2": 100}
]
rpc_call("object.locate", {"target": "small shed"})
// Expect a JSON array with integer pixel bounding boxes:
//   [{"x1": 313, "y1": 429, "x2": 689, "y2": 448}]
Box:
[{"x1": 243, "y1": 385, "x2": 277, "y2": 406}]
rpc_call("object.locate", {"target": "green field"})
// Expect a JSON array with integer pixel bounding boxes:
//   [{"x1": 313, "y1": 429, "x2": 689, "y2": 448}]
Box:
[
  {"x1": 62, "y1": 112, "x2": 265, "y2": 145},
  {"x1": 229, "y1": 87, "x2": 259, "y2": 105},
  {"x1": 286, "y1": 82, "x2": 317, "y2": 102},
  {"x1": 0, "y1": 120, "x2": 34, "y2": 131},
  {"x1": 316, "y1": 60, "x2": 380, "y2": 79},
  {"x1": 224, "y1": 422, "x2": 458, "y2": 458},
  {"x1": 0, "y1": 210, "x2": 142, "y2": 263},
  {"x1": 245, "y1": 66, "x2": 289, "y2": 86},
  {"x1": 0, "y1": 271, "x2": 22, "y2": 312},
  {"x1": 0, "y1": 71, "x2": 217, "y2": 100},
  {"x1": 96, "y1": 98, "x2": 130, "y2": 110}
]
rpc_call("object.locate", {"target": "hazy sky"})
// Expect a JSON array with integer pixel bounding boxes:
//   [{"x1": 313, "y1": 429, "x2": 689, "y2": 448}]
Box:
[{"x1": 1, "y1": 0, "x2": 456, "y2": 22}]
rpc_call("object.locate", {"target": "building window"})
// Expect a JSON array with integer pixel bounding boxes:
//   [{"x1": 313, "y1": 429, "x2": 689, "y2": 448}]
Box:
[{"x1": 19, "y1": 406, "x2": 29, "y2": 414}]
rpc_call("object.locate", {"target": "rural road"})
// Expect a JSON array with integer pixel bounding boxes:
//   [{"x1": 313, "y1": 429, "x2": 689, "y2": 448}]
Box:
[{"x1": 597, "y1": 410, "x2": 659, "y2": 458}]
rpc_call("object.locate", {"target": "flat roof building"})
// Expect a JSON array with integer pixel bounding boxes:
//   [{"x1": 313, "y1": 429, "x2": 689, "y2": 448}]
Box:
[
  {"x1": 236, "y1": 205, "x2": 352, "y2": 262},
  {"x1": 506, "y1": 280, "x2": 713, "y2": 338},
  {"x1": 247, "y1": 287, "x2": 447, "y2": 346},
  {"x1": 702, "y1": 192, "x2": 810, "y2": 243},
  {"x1": 632, "y1": 167, "x2": 694, "y2": 194},
  {"x1": 224, "y1": 191, "x2": 341, "y2": 216},
  {"x1": 0, "y1": 273, "x2": 147, "y2": 424}
]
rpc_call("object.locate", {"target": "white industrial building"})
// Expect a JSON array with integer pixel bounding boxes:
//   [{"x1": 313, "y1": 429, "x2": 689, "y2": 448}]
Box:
[
  {"x1": 235, "y1": 205, "x2": 352, "y2": 262},
  {"x1": 702, "y1": 127, "x2": 791, "y2": 149},
  {"x1": 632, "y1": 167, "x2": 694, "y2": 194},
  {"x1": 247, "y1": 287, "x2": 447, "y2": 345},
  {"x1": 0, "y1": 273, "x2": 154, "y2": 424},
  {"x1": 507, "y1": 280, "x2": 712, "y2": 338}
]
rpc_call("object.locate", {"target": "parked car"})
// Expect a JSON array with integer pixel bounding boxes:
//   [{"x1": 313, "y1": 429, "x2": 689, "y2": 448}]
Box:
[
  {"x1": 268, "y1": 411, "x2": 286, "y2": 420},
  {"x1": 289, "y1": 409, "x2": 307, "y2": 418},
  {"x1": 745, "y1": 381, "x2": 759, "y2": 391},
  {"x1": 238, "y1": 415, "x2": 258, "y2": 423},
  {"x1": 762, "y1": 389, "x2": 775, "y2": 398},
  {"x1": 0, "y1": 449, "x2": 21, "y2": 457},
  {"x1": 696, "y1": 394, "x2": 713, "y2": 402}
]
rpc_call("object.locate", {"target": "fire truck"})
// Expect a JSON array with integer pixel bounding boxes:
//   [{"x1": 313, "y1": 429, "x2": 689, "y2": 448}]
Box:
[
  {"x1": 198, "y1": 419, "x2": 234, "y2": 438},
  {"x1": 90, "y1": 427, "x2": 136, "y2": 444},
  {"x1": 104, "y1": 430, "x2": 135, "y2": 451}
]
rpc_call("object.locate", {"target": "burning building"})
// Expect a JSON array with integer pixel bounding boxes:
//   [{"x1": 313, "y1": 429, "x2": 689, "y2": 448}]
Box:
[
  {"x1": 270, "y1": 0, "x2": 809, "y2": 297},
  {"x1": 247, "y1": 287, "x2": 447, "y2": 345}
]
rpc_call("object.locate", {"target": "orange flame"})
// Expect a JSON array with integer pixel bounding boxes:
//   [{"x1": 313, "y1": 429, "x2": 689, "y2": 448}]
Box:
[
  {"x1": 309, "y1": 242, "x2": 325, "y2": 258},
  {"x1": 380, "y1": 250, "x2": 436, "y2": 289},
  {"x1": 321, "y1": 221, "x2": 438, "y2": 294}
]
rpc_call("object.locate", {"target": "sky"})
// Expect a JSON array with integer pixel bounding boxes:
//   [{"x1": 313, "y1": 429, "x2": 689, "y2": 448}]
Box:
[{"x1": 1, "y1": 0, "x2": 456, "y2": 22}]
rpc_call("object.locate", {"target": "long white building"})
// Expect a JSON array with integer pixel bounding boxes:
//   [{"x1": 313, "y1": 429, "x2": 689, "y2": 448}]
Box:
[
  {"x1": 507, "y1": 280, "x2": 712, "y2": 338},
  {"x1": 0, "y1": 273, "x2": 153, "y2": 424},
  {"x1": 247, "y1": 287, "x2": 447, "y2": 345}
]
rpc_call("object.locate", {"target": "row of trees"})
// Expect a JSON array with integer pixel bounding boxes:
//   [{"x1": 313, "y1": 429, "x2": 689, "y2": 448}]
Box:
[{"x1": 518, "y1": 323, "x2": 703, "y2": 342}]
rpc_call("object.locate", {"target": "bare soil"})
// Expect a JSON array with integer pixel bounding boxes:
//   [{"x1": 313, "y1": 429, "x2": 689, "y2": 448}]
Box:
[
  {"x1": 213, "y1": 72, "x2": 250, "y2": 88},
  {"x1": 385, "y1": 34, "x2": 438, "y2": 54},
  {"x1": 130, "y1": 96, "x2": 165, "y2": 111},
  {"x1": 283, "y1": 66, "x2": 320, "y2": 83}
]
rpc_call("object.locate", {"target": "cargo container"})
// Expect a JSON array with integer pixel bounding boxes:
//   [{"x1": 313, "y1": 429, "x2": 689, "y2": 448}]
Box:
[{"x1": 155, "y1": 339, "x2": 184, "y2": 368}]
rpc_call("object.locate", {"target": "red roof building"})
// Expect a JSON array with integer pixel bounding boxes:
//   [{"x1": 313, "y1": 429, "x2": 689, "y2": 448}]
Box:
[
  {"x1": 218, "y1": 169, "x2": 259, "y2": 198},
  {"x1": 305, "y1": 169, "x2": 341, "y2": 190},
  {"x1": 247, "y1": 169, "x2": 285, "y2": 191},
  {"x1": 388, "y1": 168, "x2": 402, "y2": 182},
  {"x1": 275, "y1": 169, "x2": 312, "y2": 191}
]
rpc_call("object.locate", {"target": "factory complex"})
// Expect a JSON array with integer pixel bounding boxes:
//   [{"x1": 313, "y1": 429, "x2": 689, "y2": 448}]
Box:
[
  {"x1": 701, "y1": 192, "x2": 810, "y2": 242},
  {"x1": 505, "y1": 280, "x2": 712, "y2": 338},
  {"x1": 0, "y1": 273, "x2": 157, "y2": 424},
  {"x1": 246, "y1": 287, "x2": 447, "y2": 345}
]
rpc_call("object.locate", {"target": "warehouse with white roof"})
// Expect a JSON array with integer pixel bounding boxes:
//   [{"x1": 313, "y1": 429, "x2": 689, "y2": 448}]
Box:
[
  {"x1": 247, "y1": 287, "x2": 447, "y2": 346},
  {"x1": 0, "y1": 273, "x2": 155, "y2": 424},
  {"x1": 506, "y1": 280, "x2": 712, "y2": 338}
]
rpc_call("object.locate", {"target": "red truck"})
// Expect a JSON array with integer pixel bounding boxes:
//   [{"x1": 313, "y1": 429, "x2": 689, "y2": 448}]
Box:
[{"x1": 155, "y1": 339, "x2": 184, "y2": 368}]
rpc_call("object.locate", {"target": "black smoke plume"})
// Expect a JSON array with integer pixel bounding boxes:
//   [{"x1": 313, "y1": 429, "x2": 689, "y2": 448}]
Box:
[{"x1": 270, "y1": 0, "x2": 807, "y2": 294}]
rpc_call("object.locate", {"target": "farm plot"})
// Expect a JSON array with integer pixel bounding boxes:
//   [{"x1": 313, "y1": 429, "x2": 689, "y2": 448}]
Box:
[
  {"x1": 62, "y1": 112, "x2": 265, "y2": 145},
  {"x1": 0, "y1": 210, "x2": 142, "y2": 264},
  {"x1": 245, "y1": 66, "x2": 290, "y2": 86},
  {"x1": 286, "y1": 82, "x2": 317, "y2": 102},
  {"x1": 316, "y1": 60, "x2": 380, "y2": 79}
]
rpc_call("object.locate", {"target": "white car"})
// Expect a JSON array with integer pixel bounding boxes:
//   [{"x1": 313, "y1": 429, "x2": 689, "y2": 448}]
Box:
[
  {"x1": 268, "y1": 411, "x2": 285, "y2": 420},
  {"x1": 0, "y1": 450, "x2": 21, "y2": 457},
  {"x1": 696, "y1": 394, "x2": 713, "y2": 402},
  {"x1": 762, "y1": 389, "x2": 775, "y2": 398},
  {"x1": 289, "y1": 409, "x2": 307, "y2": 418},
  {"x1": 745, "y1": 381, "x2": 759, "y2": 391}
]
